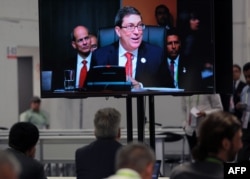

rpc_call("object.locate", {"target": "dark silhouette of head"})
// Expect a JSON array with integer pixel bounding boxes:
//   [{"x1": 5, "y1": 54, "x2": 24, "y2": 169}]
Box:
[
  {"x1": 9, "y1": 122, "x2": 39, "y2": 157},
  {"x1": 155, "y1": 4, "x2": 173, "y2": 28}
]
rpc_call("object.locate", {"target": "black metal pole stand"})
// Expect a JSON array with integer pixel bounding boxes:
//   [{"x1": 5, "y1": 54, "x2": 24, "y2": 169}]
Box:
[
  {"x1": 126, "y1": 95, "x2": 156, "y2": 151},
  {"x1": 148, "y1": 95, "x2": 155, "y2": 150},
  {"x1": 126, "y1": 97, "x2": 133, "y2": 142},
  {"x1": 137, "y1": 96, "x2": 145, "y2": 142}
]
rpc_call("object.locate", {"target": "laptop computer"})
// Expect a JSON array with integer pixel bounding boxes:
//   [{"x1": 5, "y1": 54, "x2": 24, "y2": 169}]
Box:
[
  {"x1": 152, "y1": 160, "x2": 162, "y2": 179},
  {"x1": 86, "y1": 66, "x2": 131, "y2": 91}
]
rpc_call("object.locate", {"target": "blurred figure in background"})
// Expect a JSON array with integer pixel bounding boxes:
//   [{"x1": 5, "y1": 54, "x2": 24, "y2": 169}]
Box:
[
  {"x1": 231, "y1": 64, "x2": 246, "y2": 119},
  {"x1": 89, "y1": 34, "x2": 98, "y2": 51},
  {"x1": 182, "y1": 94, "x2": 223, "y2": 151},
  {"x1": 20, "y1": 96, "x2": 49, "y2": 129},
  {"x1": 236, "y1": 62, "x2": 250, "y2": 162},
  {"x1": 177, "y1": 10, "x2": 213, "y2": 90},
  {"x1": 155, "y1": 4, "x2": 173, "y2": 30},
  {"x1": 177, "y1": 10, "x2": 202, "y2": 58}
]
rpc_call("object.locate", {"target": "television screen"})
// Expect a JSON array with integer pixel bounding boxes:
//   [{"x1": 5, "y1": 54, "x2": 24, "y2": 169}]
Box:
[{"x1": 39, "y1": 0, "x2": 232, "y2": 98}]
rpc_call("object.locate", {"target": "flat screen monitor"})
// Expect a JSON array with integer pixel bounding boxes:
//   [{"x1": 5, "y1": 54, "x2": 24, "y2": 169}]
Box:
[{"x1": 39, "y1": 0, "x2": 232, "y2": 98}]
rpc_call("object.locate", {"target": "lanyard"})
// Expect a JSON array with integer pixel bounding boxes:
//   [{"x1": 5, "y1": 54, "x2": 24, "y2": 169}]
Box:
[{"x1": 205, "y1": 157, "x2": 223, "y2": 165}]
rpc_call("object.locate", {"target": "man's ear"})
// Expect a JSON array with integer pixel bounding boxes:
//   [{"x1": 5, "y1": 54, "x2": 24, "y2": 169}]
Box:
[
  {"x1": 117, "y1": 128, "x2": 121, "y2": 139},
  {"x1": 115, "y1": 26, "x2": 121, "y2": 37},
  {"x1": 146, "y1": 162, "x2": 154, "y2": 176},
  {"x1": 72, "y1": 41, "x2": 76, "y2": 49},
  {"x1": 26, "y1": 146, "x2": 36, "y2": 158},
  {"x1": 222, "y1": 138, "x2": 230, "y2": 150}
]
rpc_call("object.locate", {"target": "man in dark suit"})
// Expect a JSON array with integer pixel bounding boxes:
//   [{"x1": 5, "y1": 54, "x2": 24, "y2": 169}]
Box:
[
  {"x1": 220, "y1": 64, "x2": 246, "y2": 120},
  {"x1": 161, "y1": 28, "x2": 202, "y2": 91},
  {"x1": 52, "y1": 25, "x2": 91, "y2": 90},
  {"x1": 6, "y1": 122, "x2": 47, "y2": 179},
  {"x1": 75, "y1": 107, "x2": 122, "y2": 179},
  {"x1": 232, "y1": 64, "x2": 246, "y2": 120},
  {"x1": 91, "y1": 6, "x2": 173, "y2": 88},
  {"x1": 64, "y1": 25, "x2": 92, "y2": 89}
]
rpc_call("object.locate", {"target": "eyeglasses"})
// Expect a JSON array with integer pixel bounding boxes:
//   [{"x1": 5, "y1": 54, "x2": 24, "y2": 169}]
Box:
[{"x1": 120, "y1": 23, "x2": 145, "y2": 31}]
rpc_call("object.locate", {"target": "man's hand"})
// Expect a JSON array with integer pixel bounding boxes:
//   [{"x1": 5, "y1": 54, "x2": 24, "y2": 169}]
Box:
[
  {"x1": 128, "y1": 76, "x2": 141, "y2": 89},
  {"x1": 196, "y1": 111, "x2": 206, "y2": 118}
]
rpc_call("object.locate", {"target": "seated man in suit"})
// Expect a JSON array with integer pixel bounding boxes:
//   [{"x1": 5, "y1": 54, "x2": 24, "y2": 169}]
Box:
[
  {"x1": 107, "y1": 142, "x2": 155, "y2": 179},
  {"x1": 75, "y1": 107, "x2": 122, "y2": 179},
  {"x1": 67, "y1": 25, "x2": 92, "y2": 89},
  {"x1": 91, "y1": 6, "x2": 173, "y2": 88},
  {"x1": 161, "y1": 28, "x2": 202, "y2": 91},
  {"x1": 6, "y1": 122, "x2": 47, "y2": 179},
  {"x1": 170, "y1": 111, "x2": 242, "y2": 179}
]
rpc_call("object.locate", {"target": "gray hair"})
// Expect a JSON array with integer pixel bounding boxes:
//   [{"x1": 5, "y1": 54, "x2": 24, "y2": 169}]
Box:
[
  {"x1": 94, "y1": 107, "x2": 121, "y2": 139},
  {"x1": 115, "y1": 142, "x2": 155, "y2": 174},
  {"x1": 0, "y1": 150, "x2": 20, "y2": 175}
]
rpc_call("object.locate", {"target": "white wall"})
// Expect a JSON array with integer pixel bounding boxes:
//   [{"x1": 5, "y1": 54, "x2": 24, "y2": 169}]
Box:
[
  {"x1": 0, "y1": 0, "x2": 248, "y2": 129},
  {"x1": 0, "y1": 0, "x2": 38, "y2": 128},
  {"x1": 233, "y1": 0, "x2": 248, "y2": 69}
]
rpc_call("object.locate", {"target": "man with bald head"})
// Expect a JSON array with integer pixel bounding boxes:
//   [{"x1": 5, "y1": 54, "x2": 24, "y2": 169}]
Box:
[{"x1": 69, "y1": 25, "x2": 92, "y2": 89}]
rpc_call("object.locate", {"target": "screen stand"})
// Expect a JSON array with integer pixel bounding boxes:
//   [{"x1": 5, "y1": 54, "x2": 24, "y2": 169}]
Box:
[
  {"x1": 125, "y1": 95, "x2": 156, "y2": 151},
  {"x1": 137, "y1": 96, "x2": 145, "y2": 142},
  {"x1": 79, "y1": 99, "x2": 83, "y2": 129},
  {"x1": 149, "y1": 95, "x2": 156, "y2": 150},
  {"x1": 126, "y1": 97, "x2": 133, "y2": 143}
]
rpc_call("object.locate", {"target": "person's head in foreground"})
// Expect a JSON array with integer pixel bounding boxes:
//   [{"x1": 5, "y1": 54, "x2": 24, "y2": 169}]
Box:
[
  {"x1": 94, "y1": 107, "x2": 121, "y2": 140},
  {"x1": 192, "y1": 111, "x2": 242, "y2": 162},
  {"x1": 8, "y1": 122, "x2": 39, "y2": 158},
  {"x1": 0, "y1": 150, "x2": 19, "y2": 179},
  {"x1": 109, "y1": 142, "x2": 155, "y2": 179}
]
